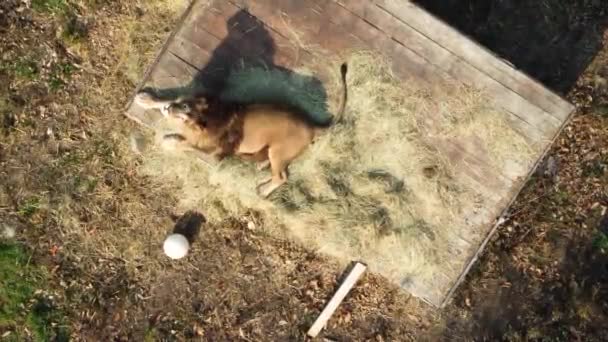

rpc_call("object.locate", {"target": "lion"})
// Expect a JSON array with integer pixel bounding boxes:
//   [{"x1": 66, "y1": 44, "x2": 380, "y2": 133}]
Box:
[{"x1": 133, "y1": 63, "x2": 348, "y2": 198}]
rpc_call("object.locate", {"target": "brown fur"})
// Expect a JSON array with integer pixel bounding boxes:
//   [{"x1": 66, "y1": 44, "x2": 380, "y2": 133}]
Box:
[{"x1": 134, "y1": 63, "x2": 348, "y2": 197}]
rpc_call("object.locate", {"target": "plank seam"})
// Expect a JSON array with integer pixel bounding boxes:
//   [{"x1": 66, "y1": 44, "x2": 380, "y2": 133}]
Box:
[
  {"x1": 171, "y1": 32, "x2": 216, "y2": 58},
  {"x1": 502, "y1": 109, "x2": 545, "y2": 136},
  {"x1": 227, "y1": 0, "x2": 316, "y2": 61},
  {"x1": 168, "y1": 50, "x2": 202, "y2": 73}
]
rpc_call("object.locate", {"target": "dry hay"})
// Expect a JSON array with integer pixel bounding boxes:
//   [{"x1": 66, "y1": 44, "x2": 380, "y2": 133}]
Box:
[{"x1": 138, "y1": 51, "x2": 535, "y2": 299}]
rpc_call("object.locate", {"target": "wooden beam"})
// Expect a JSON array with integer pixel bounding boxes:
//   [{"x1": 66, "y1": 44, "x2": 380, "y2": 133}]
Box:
[{"x1": 307, "y1": 262, "x2": 367, "y2": 338}]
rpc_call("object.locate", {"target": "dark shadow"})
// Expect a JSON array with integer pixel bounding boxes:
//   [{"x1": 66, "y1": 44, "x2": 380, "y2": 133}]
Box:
[
  {"x1": 412, "y1": 0, "x2": 608, "y2": 94},
  {"x1": 172, "y1": 210, "x2": 205, "y2": 244},
  {"x1": 442, "y1": 235, "x2": 608, "y2": 340},
  {"x1": 143, "y1": 9, "x2": 333, "y2": 126},
  {"x1": 434, "y1": 175, "x2": 608, "y2": 341}
]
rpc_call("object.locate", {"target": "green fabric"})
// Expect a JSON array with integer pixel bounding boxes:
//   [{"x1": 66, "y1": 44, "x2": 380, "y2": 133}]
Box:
[
  {"x1": 220, "y1": 67, "x2": 332, "y2": 126},
  {"x1": 142, "y1": 65, "x2": 333, "y2": 126}
]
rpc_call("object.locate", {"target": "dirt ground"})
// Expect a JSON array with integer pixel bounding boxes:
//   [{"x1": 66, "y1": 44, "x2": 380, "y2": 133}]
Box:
[{"x1": 0, "y1": 0, "x2": 607, "y2": 341}]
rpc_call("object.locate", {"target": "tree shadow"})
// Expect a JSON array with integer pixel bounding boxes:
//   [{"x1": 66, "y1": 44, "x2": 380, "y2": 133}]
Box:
[
  {"x1": 412, "y1": 0, "x2": 608, "y2": 94},
  {"x1": 143, "y1": 9, "x2": 333, "y2": 126}
]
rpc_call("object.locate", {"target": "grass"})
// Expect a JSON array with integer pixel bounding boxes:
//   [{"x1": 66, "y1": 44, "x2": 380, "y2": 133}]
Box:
[
  {"x1": 596, "y1": 104, "x2": 608, "y2": 117},
  {"x1": 12, "y1": 59, "x2": 39, "y2": 79},
  {"x1": 2, "y1": 0, "x2": 191, "y2": 302},
  {"x1": 582, "y1": 158, "x2": 607, "y2": 178},
  {"x1": 0, "y1": 244, "x2": 32, "y2": 324},
  {"x1": 1, "y1": 99, "x2": 16, "y2": 135},
  {"x1": 0, "y1": 55, "x2": 73, "y2": 92},
  {"x1": 0, "y1": 58, "x2": 39, "y2": 80},
  {"x1": 0, "y1": 243, "x2": 68, "y2": 341},
  {"x1": 61, "y1": 13, "x2": 89, "y2": 43},
  {"x1": 49, "y1": 62, "x2": 76, "y2": 91},
  {"x1": 18, "y1": 197, "x2": 41, "y2": 218},
  {"x1": 144, "y1": 328, "x2": 159, "y2": 342},
  {"x1": 32, "y1": 0, "x2": 68, "y2": 13},
  {"x1": 593, "y1": 233, "x2": 608, "y2": 251}
]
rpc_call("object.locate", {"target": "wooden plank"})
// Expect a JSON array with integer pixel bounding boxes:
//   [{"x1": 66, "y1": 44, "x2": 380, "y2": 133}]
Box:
[
  {"x1": 307, "y1": 0, "x2": 445, "y2": 85},
  {"x1": 245, "y1": 1, "x2": 555, "y2": 307},
  {"x1": 168, "y1": 0, "x2": 334, "y2": 90},
  {"x1": 144, "y1": 52, "x2": 199, "y2": 93},
  {"x1": 128, "y1": 50, "x2": 201, "y2": 127},
  {"x1": 236, "y1": 0, "x2": 362, "y2": 51},
  {"x1": 433, "y1": 138, "x2": 511, "y2": 202},
  {"x1": 232, "y1": 0, "x2": 545, "y2": 154},
  {"x1": 178, "y1": 0, "x2": 303, "y2": 69},
  {"x1": 333, "y1": 0, "x2": 562, "y2": 140},
  {"x1": 231, "y1": 0, "x2": 445, "y2": 86},
  {"x1": 325, "y1": 0, "x2": 550, "y2": 143},
  {"x1": 168, "y1": 35, "x2": 214, "y2": 71},
  {"x1": 307, "y1": 262, "x2": 367, "y2": 338},
  {"x1": 228, "y1": 0, "x2": 360, "y2": 64},
  {"x1": 124, "y1": 0, "x2": 200, "y2": 122},
  {"x1": 440, "y1": 111, "x2": 576, "y2": 307},
  {"x1": 308, "y1": 0, "x2": 543, "y2": 165},
  {"x1": 286, "y1": 1, "x2": 540, "y2": 183},
  {"x1": 266, "y1": 0, "x2": 542, "y2": 148},
  {"x1": 306, "y1": 0, "x2": 546, "y2": 146},
  {"x1": 374, "y1": 0, "x2": 575, "y2": 122},
  {"x1": 182, "y1": 2, "x2": 270, "y2": 59},
  {"x1": 171, "y1": 1, "x2": 526, "y2": 192}
]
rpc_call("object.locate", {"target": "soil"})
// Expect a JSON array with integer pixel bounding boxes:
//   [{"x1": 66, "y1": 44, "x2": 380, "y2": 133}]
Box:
[{"x1": 0, "y1": 0, "x2": 607, "y2": 341}]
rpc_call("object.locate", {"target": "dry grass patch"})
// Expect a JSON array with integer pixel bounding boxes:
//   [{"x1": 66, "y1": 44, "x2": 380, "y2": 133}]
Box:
[{"x1": 51, "y1": 0, "x2": 191, "y2": 265}]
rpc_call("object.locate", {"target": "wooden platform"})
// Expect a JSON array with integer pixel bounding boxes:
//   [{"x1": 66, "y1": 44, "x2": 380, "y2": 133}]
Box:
[{"x1": 125, "y1": 0, "x2": 574, "y2": 307}]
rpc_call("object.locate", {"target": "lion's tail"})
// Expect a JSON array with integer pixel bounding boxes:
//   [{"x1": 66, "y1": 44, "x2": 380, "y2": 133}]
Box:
[
  {"x1": 314, "y1": 62, "x2": 348, "y2": 137},
  {"x1": 333, "y1": 62, "x2": 349, "y2": 124}
]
